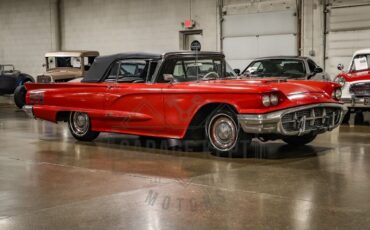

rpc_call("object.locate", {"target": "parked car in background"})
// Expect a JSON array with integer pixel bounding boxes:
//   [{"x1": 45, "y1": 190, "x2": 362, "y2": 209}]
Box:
[
  {"x1": 0, "y1": 64, "x2": 34, "y2": 95},
  {"x1": 239, "y1": 56, "x2": 329, "y2": 81},
  {"x1": 13, "y1": 50, "x2": 99, "y2": 108},
  {"x1": 23, "y1": 51, "x2": 345, "y2": 157},
  {"x1": 37, "y1": 50, "x2": 99, "y2": 83},
  {"x1": 335, "y1": 49, "x2": 370, "y2": 124}
]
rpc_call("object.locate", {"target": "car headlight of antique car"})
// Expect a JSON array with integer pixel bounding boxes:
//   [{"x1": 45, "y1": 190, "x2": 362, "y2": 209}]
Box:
[
  {"x1": 262, "y1": 93, "x2": 279, "y2": 107},
  {"x1": 332, "y1": 88, "x2": 342, "y2": 100},
  {"x1": 334, "y1": 76, "x2": 346, "y2": 87}
]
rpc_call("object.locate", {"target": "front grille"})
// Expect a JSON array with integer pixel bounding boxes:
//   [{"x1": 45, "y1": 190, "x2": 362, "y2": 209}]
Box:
[
  {"x1": 350, "y1": 83, "x2": 370, "y2": 97},
  {"x1": 37, "y1": 75, "x2": 52, "y2": 83},
  {"x1": 281, "y1": 107, "x2": 342, "y2": 133}
]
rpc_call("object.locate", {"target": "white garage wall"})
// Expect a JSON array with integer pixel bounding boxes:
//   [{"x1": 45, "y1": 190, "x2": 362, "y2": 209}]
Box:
[
  {"x1": 0, "y1": 0, "x2": 59, "y2": 78},
  {"x1": 222, "y1": 0, "x2": 299, "y2": 70},
  {"x1": 301, "y1": 0, "x2": 325, "y2": 68},
  {"x1": 61, "y1": 0, "x2": 219, "y2": 55}
]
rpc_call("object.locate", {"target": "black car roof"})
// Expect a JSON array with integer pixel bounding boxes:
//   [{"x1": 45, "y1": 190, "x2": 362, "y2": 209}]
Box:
[
  {"x1": 83, "y1": 51, "x2": 224, "y2": 83},
  {"x1": 83, "y1": 52, "x2": 161, "y2": 83}
]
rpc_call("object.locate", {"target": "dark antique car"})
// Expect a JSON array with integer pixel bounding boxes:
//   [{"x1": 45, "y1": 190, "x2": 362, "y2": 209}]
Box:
[
  {"x1": 0, "y1": 64, "x2": 34, "y2": 95},
  {"x1": 240, "y1": 56, "x2": 329, "y2": 81},
  {"x1": 23, "y1": 52, "x2": 345, "y2": 156}
]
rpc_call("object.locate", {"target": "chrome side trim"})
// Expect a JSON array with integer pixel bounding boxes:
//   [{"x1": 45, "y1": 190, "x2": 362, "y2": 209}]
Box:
[
  {"x1": 237, "y1": 103, "x2": 347, "y2": 136},
  {"x1": 22, "y1": 105, "x2": 35, "y2": 118}
]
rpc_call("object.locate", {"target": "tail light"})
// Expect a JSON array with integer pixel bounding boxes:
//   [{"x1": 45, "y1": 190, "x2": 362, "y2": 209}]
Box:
[{"x1": 29, "y1": 91, "x2": 44, "y2": 105}]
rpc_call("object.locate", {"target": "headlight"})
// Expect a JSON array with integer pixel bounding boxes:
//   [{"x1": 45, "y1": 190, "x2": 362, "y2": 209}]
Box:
[
  {"x1": 262, "y1": 94, "x2": 279, "y2": 107},
  {"x1": 262, "y1": 95, "x2": 271, "y2": 107},
  {"x1": 332, "y1": 88, "x2": 342, "y2": 100},
  {"x1": 334, "y1": 76, "x2": 346, "y2": 87},
  {"x1": 270, "y1": 94, "x2": 279, "y2": 105}
]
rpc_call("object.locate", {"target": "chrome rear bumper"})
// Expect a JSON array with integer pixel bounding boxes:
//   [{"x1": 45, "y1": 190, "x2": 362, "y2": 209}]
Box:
[
  {"x1": 237, "y1": 103, "x2": 347, "y2": 136},
  {"x1": 22, "y1": 105, "x2": 34, "y2": 118}
]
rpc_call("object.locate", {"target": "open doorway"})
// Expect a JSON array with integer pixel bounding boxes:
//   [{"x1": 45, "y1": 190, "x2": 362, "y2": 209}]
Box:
[{"x1": 179, "y1": 30, "x2": 203, "y2": 50}]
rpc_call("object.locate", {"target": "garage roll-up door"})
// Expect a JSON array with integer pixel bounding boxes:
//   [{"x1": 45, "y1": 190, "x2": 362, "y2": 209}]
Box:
[
  {"x1": 222, "y1": 7, "x2": 298, "y2": 70},
  {"x1": 325, "y1": 0, "x2": 370, "y2": 79}
]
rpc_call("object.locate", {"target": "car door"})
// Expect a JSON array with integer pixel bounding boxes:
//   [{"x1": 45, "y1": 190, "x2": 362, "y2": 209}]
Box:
[{"x1": 103, "y1": 59, "x2": 165, "y2": 136}]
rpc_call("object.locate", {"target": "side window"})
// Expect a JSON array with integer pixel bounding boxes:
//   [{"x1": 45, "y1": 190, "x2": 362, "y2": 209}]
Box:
[
  {"x1": 173, "y1": 61, "x2": 185, "y2": 78},
  {"x1": 119, "y1": 61, "x2": 146, "y2": 77},
  {"x1": 158, "y1": 58, "x2": 223, "y2": 83},
  {"x1": 308, "y1": 60, "x2": 317, "y2": 73},
  {"x1": 246, "y1": 61, "x2": 262, "y2": 73}
]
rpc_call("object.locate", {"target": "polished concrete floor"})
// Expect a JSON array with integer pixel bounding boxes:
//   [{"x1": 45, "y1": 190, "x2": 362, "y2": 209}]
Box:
[{"x1": 1, "y1": 95, "x2": 370, "y2": 230}]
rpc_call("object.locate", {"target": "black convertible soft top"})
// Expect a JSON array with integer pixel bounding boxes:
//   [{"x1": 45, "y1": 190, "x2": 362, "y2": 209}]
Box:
[
  {"x1": 82, "y1": 51, "x2": 225, "y2": 83},
  {"x1": 82, "y1": 52, "x2": 162, "y2": 83}
]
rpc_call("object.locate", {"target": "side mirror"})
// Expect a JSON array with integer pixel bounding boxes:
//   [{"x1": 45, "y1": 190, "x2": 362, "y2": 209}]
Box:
[
  {"x1": 314, "y1": 67, "x2": 323, "y2": 73},
  {"x1": 163, "y1": 74, "x2": 175, "y2": 83},
  {"x1": 337, "y1": 64, "x2": 344, "y2": 71},
  {"x1": 233, "y1": 69, "x2": 241, "y2": 75}
]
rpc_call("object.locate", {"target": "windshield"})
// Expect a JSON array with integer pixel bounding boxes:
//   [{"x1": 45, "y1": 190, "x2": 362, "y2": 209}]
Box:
[
  {"x1": 47, "y1": 56, "x2": 82, "y2": 70},
  {"x1": 351, "y1": 54, "x2": 370, "y2": 72},
  {"x1": 160, "y1": 58, "x2": 236, "y2": 83},
  {"x1": 243, "y1": 59, "x2": 306, "y2": 78}
]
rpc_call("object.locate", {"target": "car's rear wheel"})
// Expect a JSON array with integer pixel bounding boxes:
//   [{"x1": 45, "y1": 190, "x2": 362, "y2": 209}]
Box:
[
  {"x1": 68, "y1": 112, "x2": 99, "y2": 141},
  {"x1": 14, "y1": 85, "x2": 27, "y2": 109},
  {"x1": 282, "y1": 133, "x2": 317, "y2": 146},
  {"x1": 206, "y1": 109, "x2": 251, "y2": 157}
]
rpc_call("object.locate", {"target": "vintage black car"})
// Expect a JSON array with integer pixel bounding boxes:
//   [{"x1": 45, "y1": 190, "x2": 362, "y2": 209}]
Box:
[
  {"x1": 239, "y1": 56, "x2": 330, "y2": 81},
  {"x1": 0, "y1": 64, "x2": 34, "y2": 95}
]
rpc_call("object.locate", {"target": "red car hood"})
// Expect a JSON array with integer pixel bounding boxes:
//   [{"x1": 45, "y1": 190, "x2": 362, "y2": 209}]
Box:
[
  {"x1": 338, "y1": 70, "x2": 370, "y2": 82},
  {"x1": 189, "y1": 79, "x2": 326, "y2": 95}
]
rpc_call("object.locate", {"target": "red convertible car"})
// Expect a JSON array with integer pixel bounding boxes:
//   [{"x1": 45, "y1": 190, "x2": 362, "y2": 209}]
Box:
[{"x1": 23, "y1": 52, "x2": 345, "y2": 156}]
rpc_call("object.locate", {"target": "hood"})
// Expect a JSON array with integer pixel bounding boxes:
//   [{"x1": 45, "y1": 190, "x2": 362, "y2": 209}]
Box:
[{"x1": 338, "y1": 70, "x2": 370, "y2": 82}]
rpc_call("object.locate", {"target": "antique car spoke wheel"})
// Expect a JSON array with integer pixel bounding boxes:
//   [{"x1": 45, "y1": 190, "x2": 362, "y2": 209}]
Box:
[
  {"x1": 68, "y1": 112, "x2": 99, "y2": 141},
  {"x1": 206, "y1": 109, "x2": 251, "y2": 157}
]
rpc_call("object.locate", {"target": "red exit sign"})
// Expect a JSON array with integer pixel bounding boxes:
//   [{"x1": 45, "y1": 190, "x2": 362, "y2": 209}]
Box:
[{"x1": 184, "y1": 19, "x2": 195, "y2": 29}]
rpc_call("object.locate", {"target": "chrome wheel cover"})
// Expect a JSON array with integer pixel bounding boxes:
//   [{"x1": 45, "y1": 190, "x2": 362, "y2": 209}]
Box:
[
  {"x1": 208, "y1": 113, "x2": 238, "y2": 151},
  {"x1": 70, "y1": 112, "x2": 90, "y2": 137}
]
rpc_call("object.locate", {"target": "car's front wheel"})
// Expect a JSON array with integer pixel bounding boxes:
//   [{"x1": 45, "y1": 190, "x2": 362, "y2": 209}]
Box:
[
  {"x1": 282, "y1": 133, "x2": 317, "y2": 145},
  {"x1": 68, "y1": 112, "x2": 99, "y2": 141},
  {"x1": 206, "y1": 109, "x2": 251, "y2": 157}
]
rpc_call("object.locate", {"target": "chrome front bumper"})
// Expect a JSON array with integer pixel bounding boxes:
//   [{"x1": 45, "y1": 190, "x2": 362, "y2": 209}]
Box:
[
  {"x1": 237, "y1": 103, "x2": 347, "y2": 136},
  {"x1": 22, "y1": 105, "x2": 35, "y2": 118},
  {"x1": 342, "y1": 97, "x2": 370, "y2": 108}
]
